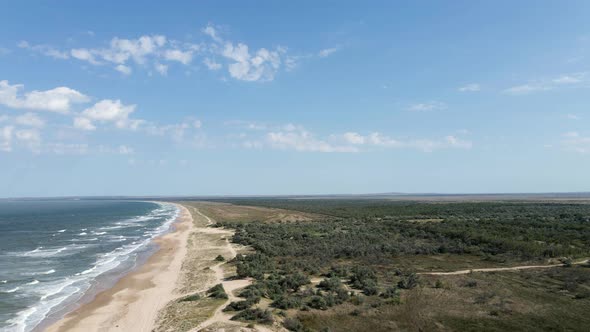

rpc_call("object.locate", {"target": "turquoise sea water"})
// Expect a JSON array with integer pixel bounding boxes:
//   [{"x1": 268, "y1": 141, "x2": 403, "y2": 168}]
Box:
[{"x1": 0, "y1": 200, "x2": 179, "y2": 332}]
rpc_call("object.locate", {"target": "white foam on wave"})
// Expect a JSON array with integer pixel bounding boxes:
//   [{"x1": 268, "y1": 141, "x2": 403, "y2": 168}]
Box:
[
  {"x1": 22, "y1": 269, "x2": 56, "y2": 276},
  {"x1": 3, "y1": 286, "x2": 20, "y2": 293},
  {"x1": 6, "y1": 202, "x2": 180, "y2": 332},
  {"x1": 2, "y1": 279, "x2": 8, "y2": 283},
  {"x1": 91, "y1": 231, "x2": 107, "y2": 235},
  {"x1": 78, "y1": 232, "x2": 87, "y2": 236},
  {"x1": 57, "y1": 229, "x2": 66, "y2": 233},
  {"x1": 26, "y1": 280, "x2": 40, "y2": 285}
]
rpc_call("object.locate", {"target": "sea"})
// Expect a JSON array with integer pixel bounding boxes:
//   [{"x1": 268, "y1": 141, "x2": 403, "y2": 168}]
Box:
[{"x1": 0, "y1": 199, "x2": 179, "y2": 332}]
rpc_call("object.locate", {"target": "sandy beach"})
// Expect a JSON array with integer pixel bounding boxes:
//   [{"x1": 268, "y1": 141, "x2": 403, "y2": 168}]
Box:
[{"x1": 45, "y1": 203, "x2": 194, "y2": 332}]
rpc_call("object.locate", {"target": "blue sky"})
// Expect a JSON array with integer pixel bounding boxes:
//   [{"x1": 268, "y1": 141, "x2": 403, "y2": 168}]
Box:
[{"x1": 1, "y1": 1, "x2": 590, "y2": 197}]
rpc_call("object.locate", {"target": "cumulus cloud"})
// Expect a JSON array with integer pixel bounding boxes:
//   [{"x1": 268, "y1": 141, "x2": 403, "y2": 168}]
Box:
[
  {"x1": 75, "y1": 99, "x2": 140, "y2": 130},
  {"x1": 221, "y1": 42, "x2": 284, "y2": 82},
  {"x1": 0, "y1": 80, "x2": 89, "y2": 113},
  {"x1": 21, "y1": 23, "x2": 310, "y2": 81},
  {"x1": 164, "y1": 49, "x2": 193, "y2": 64}
]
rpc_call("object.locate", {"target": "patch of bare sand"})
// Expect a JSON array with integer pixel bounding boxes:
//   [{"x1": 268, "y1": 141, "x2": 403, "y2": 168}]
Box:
[{"x1": 46, "y1": 203, "x2": 194, "y2": 332}]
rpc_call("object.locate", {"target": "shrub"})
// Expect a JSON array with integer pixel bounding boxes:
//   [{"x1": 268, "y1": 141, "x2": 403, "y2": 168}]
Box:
[
  {"x1": 178, "y1": 293, "x2": 201, "y2": 302},
  {"x1": 397, "y1": 273, "x2": 419, "y2": 289},
  {"x1": 380, "y1": 286, "x2": 399, "y2": 299},
  {"x1": 272, "y1": 295, "x2": 303, "y2": 309},
  {"x1": 231, "y1": 308, "x2": 274, "y2": 324},
  {"x1": 318, "y1": 277, "x2": 343, "y2": 292},
  {"x1": 283, "y1": 317, "x2": 304, "y2": 331},
  {"x1": 223, "y1": 298, "x2": 259, "y2": 311},
  {"x1": 308, "y1": 295, "x2": 328, "y2": 310},
  {"x1": 215, "y1": 255, "x2": 225, "y2": 262},
  {"x1": 207, "y1": 283, "x2": 228, "y2": 299}
]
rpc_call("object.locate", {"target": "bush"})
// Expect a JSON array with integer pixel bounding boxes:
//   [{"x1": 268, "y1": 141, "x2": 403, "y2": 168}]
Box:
[
  {"x1": 215, "y1": 255, "x2": 225, "y2": 262},
  {"x1": 280, "y1": 272, "x2": 310, "y2": 292},
  {"x1": 434, "y1": 279, "x2": 444, "y2": 289},
  {"x1": 178, "y1": 293, "x2": 201, "y2": 302},
  {"x1": 223, "y1": 298, "x2": 259, "y2": 312},
  {"x1": 380, "y1": 286, "x2": 399, "y2": 299},
  {"x1": 308, "y1": 295, "x2": 328, "y2": 310},
  {"x1": 318, "y1": 277, "x2": 343, "y2": 292},
  {"x1": 207, "y1": 283, "x2": 228, "y2": 299},
  {"x1": 283, "y1": 317, "x2": 304, "y2": 331},
  {"x1": 397, "y1": 273, "x2": 419, "y2": 289},
  {"x1": 231, "y1": 308, "x2": 274, "y2": 324},
  {"x1": 362, "y1": 279, "x2": 379, "y2": 295},
  {"x1": 272, "y1": 295, "x2": 303, "y2": 309}
]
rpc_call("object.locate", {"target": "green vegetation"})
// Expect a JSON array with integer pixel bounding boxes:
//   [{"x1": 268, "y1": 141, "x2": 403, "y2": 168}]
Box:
[
  {"x1": 201, "y1": 199, "x2": 590, "y2": 331},
  {"x1": 206, "y1": 283, "x2": 228, "y2": 299}
]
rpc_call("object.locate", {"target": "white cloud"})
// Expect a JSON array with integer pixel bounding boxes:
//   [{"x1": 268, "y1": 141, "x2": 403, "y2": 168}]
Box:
[
  {"x1": 0, "y1": 126, "x2": 13, "y2": 152},
  {"x1": 318, "y1": 47, "x2": 338, "y2": 58},
  {"x1": 0, "y1": 80, "x2": 89, "y2": 113},
  {"x1": 567, "y1": 114, "x2": 580, "y2": 120},
  {"x1": 73, "y1": 117, "x2": 96, "y2": 131},
  {"x1": 266, "y1": 129, "x2": 358, "y2": 153},
  {"x1": 15, "y1": 113, "x2": 45, "y2": 128},
  {"x1": 18, "y1": 41, "x2": 69, "y2": 59},
  {"x1": 14, "y1": 128, "x2": 41, "y2": 153},
  {"x1": 21, "y1": 23, "x2": 303, "y2": 81},
  {"x1": 115, "y1": 64, "x2": 132, "y2": 75},
  {"x1": 241, "y1": 124, "x2": 472, "y2": 153},
  {"x1": 503, "y1": 83, "x2": 550, "y2": 95},
  {"x1": 71, "y1": 48, "x2": 101, "y2": 65},
  {"x1": 203, "y1": 58, "x2": 222, "y2": 70},
  {"x1": 154, "y1": 63, "x2": 168, "y2": 75},
  {"x1": 505, "y1": 72, "x2": 588, "y2": 95},
  {"x1": 562, "y1": 131, "x2": 590, "y2": 154},
  {"x1": 458, "y1": 83, "x2": 481, "y2": 92},
  {"x1": 342, "y1": 132, "x2": 366, "y2": 145},
  {"x1": 407, "y1": 101, "x2": 447, "y2": 112},
  {"x1": 164, "y1": 49, "x2": 193, "y2": 64},
  {"x1": 202, "y1": 24, "x2": 223, "y2": 43},
  {"x1": 76, "y1": 99, "x2": 139, "y2": 130},
  {"x1": 221, "y1": 42, "x2": 284, "y2": 82}
]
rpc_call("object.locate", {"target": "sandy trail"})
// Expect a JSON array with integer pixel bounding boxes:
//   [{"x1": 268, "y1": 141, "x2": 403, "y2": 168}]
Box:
[
  {"x1": 45, "y1": 203, "x2": 194, "y2": 332},
  {"x1": 419, "y1": 259, "x2": 590, "y2": 276},
  {"x1": 189, "y1": 207, "x2": 264, "y2": 332}
]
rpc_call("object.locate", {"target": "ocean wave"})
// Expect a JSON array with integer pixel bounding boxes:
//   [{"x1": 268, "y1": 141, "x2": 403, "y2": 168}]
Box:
[
  {"x1": 22, "y1": 269, "x2": 56, "y2": 276},
  {"x1": 57, "y1": 229, "x2": 66, "y2": 233},
  {"x1": 4, "y1": 202, "x2": 180, "y2": 332},
  {"x1": 3, "y1": 286, "x2": 20, "y2": 293},
  {"x1": 91, "y1": 231, "x2": 107, "y2": 235},
  {"x1": 2, "y1": 279, "x2": 7, "y2": 283}
]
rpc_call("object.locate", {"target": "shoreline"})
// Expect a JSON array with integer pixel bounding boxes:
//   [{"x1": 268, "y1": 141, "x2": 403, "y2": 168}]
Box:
[{"x1": 44, "y1": 202, "x2": 194, "y2": 332}]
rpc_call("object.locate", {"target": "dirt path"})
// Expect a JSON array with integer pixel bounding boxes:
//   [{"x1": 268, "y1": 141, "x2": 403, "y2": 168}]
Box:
[
  {"x1": 419, "y1": 259, "x2": 590, "y2": 276},
  {"x1": 189, "y1": 208, "x2": 263, "y2": 332}
]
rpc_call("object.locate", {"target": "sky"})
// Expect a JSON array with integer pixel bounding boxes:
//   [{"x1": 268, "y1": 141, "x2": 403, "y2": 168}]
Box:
[{"x1": 1, "y1": 1, "x2": 590, "y2": 197}]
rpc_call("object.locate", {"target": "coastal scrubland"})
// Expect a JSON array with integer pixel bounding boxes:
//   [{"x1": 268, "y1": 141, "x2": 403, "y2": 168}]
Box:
[{"x1": 175, "y1": 199, "x2": 590, "y2": 331}]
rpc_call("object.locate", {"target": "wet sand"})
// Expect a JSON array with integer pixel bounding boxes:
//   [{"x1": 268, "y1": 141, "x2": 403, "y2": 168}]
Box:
[{"x1": 45, "y1": 203, "x2": 193, "y2": 332}]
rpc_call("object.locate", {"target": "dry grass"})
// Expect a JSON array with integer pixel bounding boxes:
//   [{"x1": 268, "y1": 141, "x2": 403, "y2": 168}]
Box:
[{"x1": 185, "y1": 201, "x2": 322, "y2": 224}]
